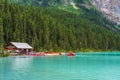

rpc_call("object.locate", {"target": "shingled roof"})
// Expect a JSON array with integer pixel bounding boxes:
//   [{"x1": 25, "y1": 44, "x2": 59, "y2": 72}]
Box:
[{"x1": 10, "y1": 42, "x2": 33, "y2": 49}]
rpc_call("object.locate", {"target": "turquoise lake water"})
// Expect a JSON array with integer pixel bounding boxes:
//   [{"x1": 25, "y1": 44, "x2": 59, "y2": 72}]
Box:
[{"x1": 0, "y1": 52, "x2": 120, "y2": 80}]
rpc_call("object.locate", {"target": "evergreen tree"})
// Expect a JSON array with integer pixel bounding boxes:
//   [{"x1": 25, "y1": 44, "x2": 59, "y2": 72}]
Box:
[
  {"x1": 0, "y1": 18, "x2": 4, "y2": 48},
  {"x1": 1, "y1": 0, "x2": 120, "y2": 51}
]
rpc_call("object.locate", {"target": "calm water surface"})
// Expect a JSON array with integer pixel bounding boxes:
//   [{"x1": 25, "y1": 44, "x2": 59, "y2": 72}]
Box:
[{"x1": 0, "y1": 52, "x2": 120, "y2": 80}]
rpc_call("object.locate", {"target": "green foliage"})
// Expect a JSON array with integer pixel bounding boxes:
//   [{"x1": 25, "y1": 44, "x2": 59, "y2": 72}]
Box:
[
  {"x1": 0, "y1": 52, "x2": 9, "y2": 57},
  {"x1": 1, "y1": 0, "x2": 120, "y2": 52},
  {"x1": 8, "y1": 0, "x2": 119, "y2": 32},
  {"x1": 0, "y1": 18, "x2": 4, "y2": 48}
]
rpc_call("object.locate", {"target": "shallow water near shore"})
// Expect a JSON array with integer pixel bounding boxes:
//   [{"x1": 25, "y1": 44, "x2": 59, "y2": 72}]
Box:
[{"x1": 0, "y1": 52, "x2": 120, "y2": 80}]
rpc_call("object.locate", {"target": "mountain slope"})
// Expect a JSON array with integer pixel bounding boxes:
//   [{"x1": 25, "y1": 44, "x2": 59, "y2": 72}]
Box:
[
  {"x1": 8, "y1": 0, "x2": 90, "y2": 6},
  {"x1": 91, "y1": 0, "x2": 120, "y2": 25},
  {"x1": 1, "y1": 0, "x2": 120, "y2": 51},
  {"x1": 8, "y1": 0, "x2": 96, "y2": 14},
  {"x1": 8, "y1": 0, "x2": 120, "y2": 33},
  {"x1": 8, "y1": 0, "x2": 120, "y2": 25},
  {"x1": 8, "y1": 0, "x2": 91, "y2": 14}
]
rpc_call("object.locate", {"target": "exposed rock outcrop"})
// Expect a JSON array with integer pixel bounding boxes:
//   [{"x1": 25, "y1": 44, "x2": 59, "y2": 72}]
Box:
[{"x1": 91, "y1": 0, "x2": 120, "y2": 24}]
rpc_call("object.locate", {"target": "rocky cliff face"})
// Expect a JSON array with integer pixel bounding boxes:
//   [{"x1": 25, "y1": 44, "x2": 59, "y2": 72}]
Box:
[{"x1": 91, "y1": 0, "x2": 120, "y2": 24}]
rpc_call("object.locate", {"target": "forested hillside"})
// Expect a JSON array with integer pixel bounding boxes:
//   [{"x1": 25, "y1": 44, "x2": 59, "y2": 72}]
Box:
[
  {"x1": 8, "y1": 0, "x2": 120, "y2": 33},
  {"x1": 0, "y1": 0, "x2": 120, "y2": 51}
]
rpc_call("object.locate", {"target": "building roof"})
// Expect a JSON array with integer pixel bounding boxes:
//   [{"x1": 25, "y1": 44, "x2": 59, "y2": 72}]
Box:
[{"x1": 10, "y1": 42, "x2": 33, "y2": 49}]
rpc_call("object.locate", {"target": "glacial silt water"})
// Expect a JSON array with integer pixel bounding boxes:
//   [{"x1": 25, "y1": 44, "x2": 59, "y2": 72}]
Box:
[{"x1": 0, "y1": 52, "x2": 120, "y2": 80}]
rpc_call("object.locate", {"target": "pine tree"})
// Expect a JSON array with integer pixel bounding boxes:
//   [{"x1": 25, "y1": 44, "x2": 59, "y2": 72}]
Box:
[
  {"x1": 0, "y1": 0, "x2": 4, "y2": 49},
  {"x1": 0, "y1": 18, "x2": 4, "y2": 48}
]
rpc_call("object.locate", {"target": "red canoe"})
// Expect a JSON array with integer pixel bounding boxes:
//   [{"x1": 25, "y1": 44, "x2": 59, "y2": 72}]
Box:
[{"x1": 66, "y1": 52, "x2": 75, "y2": 56}]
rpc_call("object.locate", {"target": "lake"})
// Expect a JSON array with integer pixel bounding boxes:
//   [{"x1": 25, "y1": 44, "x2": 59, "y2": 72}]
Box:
[{"x1": 0, "y1": 52, "x2": 120, "y2": 80}]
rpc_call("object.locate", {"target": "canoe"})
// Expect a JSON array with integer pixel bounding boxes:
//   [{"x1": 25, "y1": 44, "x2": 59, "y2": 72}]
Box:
[{"x1": 66, "y1": 52, "x2": 75, "y2": 56}]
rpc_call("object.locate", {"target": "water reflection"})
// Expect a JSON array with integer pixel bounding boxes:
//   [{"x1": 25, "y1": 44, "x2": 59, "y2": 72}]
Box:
[
  {"x1": 0, "y1": 58, "x2": 2, "y2": 64},
  {"x1": 11, "y1": 56, "x2": 33, "y2": 70}
]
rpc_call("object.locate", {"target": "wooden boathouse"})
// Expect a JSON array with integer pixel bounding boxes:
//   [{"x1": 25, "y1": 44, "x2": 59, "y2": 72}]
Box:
[{"x1": 4, "y1": 42, "x2": 33, "y2": 54}]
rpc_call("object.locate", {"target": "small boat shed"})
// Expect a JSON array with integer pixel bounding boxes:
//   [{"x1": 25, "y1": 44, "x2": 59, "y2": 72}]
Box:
[{"x1": 4, "y1": 42, "x2": 33, "y2": 54}]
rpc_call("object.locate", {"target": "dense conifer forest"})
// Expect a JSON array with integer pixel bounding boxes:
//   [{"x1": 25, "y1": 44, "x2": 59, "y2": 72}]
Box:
[{"x1": 0, "y1": 0, "x2": 120, "y2": 51}]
